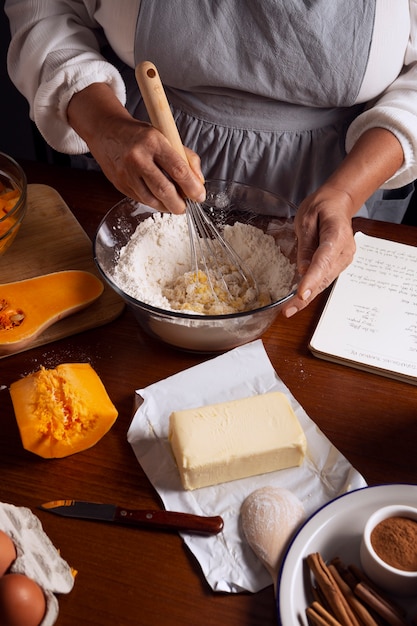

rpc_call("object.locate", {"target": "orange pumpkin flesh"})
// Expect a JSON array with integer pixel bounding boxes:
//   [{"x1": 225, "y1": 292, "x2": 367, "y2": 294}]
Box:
[
  {"x1": 0, "y1": 270, "x2": 104, "y2": 355},
  {"x1": 10, "y1": 363, "x2": 118, "y2": 458}
]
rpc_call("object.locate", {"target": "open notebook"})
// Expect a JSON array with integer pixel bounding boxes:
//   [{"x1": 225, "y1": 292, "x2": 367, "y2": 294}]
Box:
[{"x1": 309, "y1": 232, "x2": 417, "y2": 385}]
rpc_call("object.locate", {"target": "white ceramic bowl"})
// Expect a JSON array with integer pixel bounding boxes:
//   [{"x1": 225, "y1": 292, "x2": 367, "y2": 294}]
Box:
[{"x1": 360, "y1": 504, "x2": 417, "y2": 596}]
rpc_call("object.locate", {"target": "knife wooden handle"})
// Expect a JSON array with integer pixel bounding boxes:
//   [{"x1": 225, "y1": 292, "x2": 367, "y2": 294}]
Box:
[{"x1": 114, "y1": 507, "x2": 224, "y2": 535}]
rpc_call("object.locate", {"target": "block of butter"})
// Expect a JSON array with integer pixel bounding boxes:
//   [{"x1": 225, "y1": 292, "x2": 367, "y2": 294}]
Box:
[{"x1": 169, "y1": 391, "x2": 307, "y2": 490}]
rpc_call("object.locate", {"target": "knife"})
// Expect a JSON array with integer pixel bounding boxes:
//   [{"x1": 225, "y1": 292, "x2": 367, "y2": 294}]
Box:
[{"x1": 40, "y1": 500, "x2": 224, "y2": 535}]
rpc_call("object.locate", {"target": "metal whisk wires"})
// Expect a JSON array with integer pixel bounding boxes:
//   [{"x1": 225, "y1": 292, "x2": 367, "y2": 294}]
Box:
[{"x1": 185, "y1": 199, "x2": 258, "y2": 305}]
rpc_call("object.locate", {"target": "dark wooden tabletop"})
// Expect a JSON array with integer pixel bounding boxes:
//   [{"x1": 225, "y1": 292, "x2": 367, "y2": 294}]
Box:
[{"x1": 1, "y1": 160, "x2": 417, "y2": 626}]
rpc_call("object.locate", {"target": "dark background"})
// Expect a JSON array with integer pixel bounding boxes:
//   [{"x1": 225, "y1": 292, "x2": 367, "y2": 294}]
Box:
[
  {"x1": 1, "y1": 4, "x2": 37, "y2": 160},
  {"x1": 0, "y1": 5, "x2": 416, "y2": 225},
  {"x1": 0, "y1": 3, "x2": 69, "y2": 164}
]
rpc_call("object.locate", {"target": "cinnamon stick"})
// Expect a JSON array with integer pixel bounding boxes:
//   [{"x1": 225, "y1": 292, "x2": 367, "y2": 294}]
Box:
[
  {"x1": 330, "y1": 558, "x2": 361, "y2": 591},
  {"x1": 306, "y1": 601, "x2": 343, "y2": 626},
  {"x1": 312, "y1": 583, "x2": 333, "y2": 615},
  {"x1": 331, "y1": 558, "x2": 408, "y2": 624},
  {"x1": 354, "y1": 582, "x2": 410, "y2": 626},
  {"x1": 348, "y1": 564, "x2": 407, "y2": 618},
  {"x1": 306, "y1": 553, "x2": 361, "y2": 626},
  {"x1": 328, "y1": 564, "x2": 379, "y2": 626}
]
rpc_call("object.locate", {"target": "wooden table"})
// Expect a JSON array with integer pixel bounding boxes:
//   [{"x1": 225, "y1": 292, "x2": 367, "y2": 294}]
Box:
[{"x1": 2, "y1": 160, "x2": 417, "y2": 626}]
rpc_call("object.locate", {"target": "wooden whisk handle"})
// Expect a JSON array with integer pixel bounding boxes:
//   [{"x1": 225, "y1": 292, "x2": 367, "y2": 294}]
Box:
[{"x1": 135, "y1": 61, "x2": 188, "y2": 162}]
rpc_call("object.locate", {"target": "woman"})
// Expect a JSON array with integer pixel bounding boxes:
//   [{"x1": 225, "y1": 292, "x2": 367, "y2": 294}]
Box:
[{"x1": 5, "y1": 1, "x2": 417, "y2": 317}]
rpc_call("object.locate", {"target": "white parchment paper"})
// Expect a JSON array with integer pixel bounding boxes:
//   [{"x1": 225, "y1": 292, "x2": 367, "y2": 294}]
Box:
[{"x1": 127, "y1": 340, "x2": 366, "y2": 592}]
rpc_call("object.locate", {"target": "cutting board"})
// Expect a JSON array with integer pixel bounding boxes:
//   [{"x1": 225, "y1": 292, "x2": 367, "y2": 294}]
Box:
[{"x1": 0, "y1": 184, "x2": 124, "y2": 358}]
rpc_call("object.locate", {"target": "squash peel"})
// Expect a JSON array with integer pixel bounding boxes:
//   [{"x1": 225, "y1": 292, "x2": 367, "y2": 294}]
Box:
[
  {"x1": 10, "y1": 363, "x2": 118, "y2": 458},
  {"x1": 0, "y1": 270, "x2": 104, "y2": 355}
]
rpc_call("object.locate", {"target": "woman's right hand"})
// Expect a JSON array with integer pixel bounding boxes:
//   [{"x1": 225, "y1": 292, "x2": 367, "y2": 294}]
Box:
[{"x1": 67, "y1": 83, "x2": 206, "y2": 213}]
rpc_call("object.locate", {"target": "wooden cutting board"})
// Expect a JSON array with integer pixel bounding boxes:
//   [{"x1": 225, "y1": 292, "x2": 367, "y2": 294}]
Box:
[{"x1": 0, "y1": 184, "x2": 125, "y2": 358}]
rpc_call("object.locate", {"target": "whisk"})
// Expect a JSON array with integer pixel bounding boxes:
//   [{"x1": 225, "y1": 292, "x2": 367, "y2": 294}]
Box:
[{"x1": 135, "y1": 61, "x2": 258, "y2": 310}]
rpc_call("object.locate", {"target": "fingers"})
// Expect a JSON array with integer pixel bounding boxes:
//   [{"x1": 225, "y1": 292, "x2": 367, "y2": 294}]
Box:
[
  {"x1": 184, "y1": 146, "x2": 206, "y2": 186},
  {"x1": 282, "y1": 243, "x2": 352, "y2": 318},
  {"x1": 128, "y1": 148, "x2": 189, "y2": 214},
  {"x1": 150, "y1": 144, "x2": 206, "y2": 212},
  {"x1": 129, "y1": 174, "x2": 184, "y2": 213},
  {"x1": 282, "y1": 196, "x2": 356, "y2": 318},
  {"x1": 89, "y1": 121, "x2": 206, "y2": 213},
  {"x1": 122, "y1": 130, "x2": 205, "y2": 213}
]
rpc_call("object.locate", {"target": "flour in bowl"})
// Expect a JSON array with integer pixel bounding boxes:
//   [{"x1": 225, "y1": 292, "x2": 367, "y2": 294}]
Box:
[{"x1": 111, "y1": 213, "x2": 295, "y2": 315}]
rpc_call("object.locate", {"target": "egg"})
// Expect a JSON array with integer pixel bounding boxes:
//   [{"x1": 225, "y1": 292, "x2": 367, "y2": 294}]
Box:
[
  {"x1": 0, "y1": 530, "x2": 17, "y2": 576},
  {"x1": 0, "y1": 573, "x2": 46, "y2": 626}
]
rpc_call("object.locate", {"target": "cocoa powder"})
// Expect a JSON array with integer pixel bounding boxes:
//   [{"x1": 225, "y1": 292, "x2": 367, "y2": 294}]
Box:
[{"x1": 370, "y1": 516, "x2": 417, "y2": 571}]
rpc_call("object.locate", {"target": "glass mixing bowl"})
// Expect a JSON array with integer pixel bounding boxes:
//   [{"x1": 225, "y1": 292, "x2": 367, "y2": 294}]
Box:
[
  {"x1": 0, "y1": 152, "x2": 27, "y2": 257},
  {"x1": 94, "y1": 180, "x2": 298, "y2": 352}
]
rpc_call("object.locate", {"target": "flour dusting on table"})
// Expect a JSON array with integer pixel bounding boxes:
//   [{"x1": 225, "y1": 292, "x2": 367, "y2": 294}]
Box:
[{"x1": 112, "y1": 213, "x2": 294, "y2": 314}]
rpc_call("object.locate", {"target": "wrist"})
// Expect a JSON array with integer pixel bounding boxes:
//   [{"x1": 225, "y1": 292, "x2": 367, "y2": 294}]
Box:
[
  {"x1": 324, "y1": 127, "x2": 404, "y2": 211},
  {"x1": 67, "y1": 83, "x2": 131, "y2": 144},
  {"x1": 299, "y1": 185, "x2": 357, "y2": 221}
]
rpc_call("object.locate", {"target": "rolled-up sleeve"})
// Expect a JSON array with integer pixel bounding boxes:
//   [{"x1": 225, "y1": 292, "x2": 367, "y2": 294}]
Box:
[
  {"x1": 346, "y1": 0, "x2": 417, "y2": 189},
  {"x1": 5, "y1": 0, "x2": 126, "y2": 154}
]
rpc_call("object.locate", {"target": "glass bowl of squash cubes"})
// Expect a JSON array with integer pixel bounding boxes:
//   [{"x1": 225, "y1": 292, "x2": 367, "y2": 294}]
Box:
[{"x1": 0, "y1": 152, "x2": 27, "y2": 257}]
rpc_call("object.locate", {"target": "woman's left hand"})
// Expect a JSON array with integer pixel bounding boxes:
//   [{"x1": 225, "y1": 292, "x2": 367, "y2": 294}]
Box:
[
  {"x1": 281, "y1": 127, "x2": 404, "y2": 318},
  {"x1": 281, "y1": 186, "x2": 356, "y2": 318}
]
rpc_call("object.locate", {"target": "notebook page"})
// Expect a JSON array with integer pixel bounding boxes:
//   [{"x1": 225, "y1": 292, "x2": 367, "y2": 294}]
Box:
[{"x1": 309, "y1": 232, "x2": 417, "y2": 381}]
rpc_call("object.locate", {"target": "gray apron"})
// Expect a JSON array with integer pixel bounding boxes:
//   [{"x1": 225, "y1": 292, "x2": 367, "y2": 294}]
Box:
[{"x1": 78, "y1": 1, "x2": 411, "y2": 222}]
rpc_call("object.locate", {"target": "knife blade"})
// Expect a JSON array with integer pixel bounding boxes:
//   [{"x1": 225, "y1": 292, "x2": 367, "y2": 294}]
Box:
[{"x1": 40, "y1": 500, "x2": 224, "y2": 535}]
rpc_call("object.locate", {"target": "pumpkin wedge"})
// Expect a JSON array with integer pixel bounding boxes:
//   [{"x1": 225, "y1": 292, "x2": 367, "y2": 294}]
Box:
[
  {"x1": 10, "y1": 363, "x2": 118, "y2": 458},
  {"x1": 0, "y1": 270, "x2": 104, "y2": 355}
]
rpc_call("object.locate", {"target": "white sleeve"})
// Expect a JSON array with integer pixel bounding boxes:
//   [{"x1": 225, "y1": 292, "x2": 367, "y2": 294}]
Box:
[
  {"x1": 5, "y1": 0, "x2": 127, "y2": 154},
  {"x1": 346, "y1": 0, "x2": 417, "y2": 189}
]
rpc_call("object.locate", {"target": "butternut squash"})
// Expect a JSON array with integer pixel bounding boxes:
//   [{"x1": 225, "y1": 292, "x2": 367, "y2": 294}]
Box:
[
  {"x1": 0, "y1": 270, "x2": 104, "y2": 355},
  {"x1": 10, "y1": 363, "x2": 118, "y2": 458},
  {"x1": 0, "y1": 187, "x2": 20, "y2": 216}
]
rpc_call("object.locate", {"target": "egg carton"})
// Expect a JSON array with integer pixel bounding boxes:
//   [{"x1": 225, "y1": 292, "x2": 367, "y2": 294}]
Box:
[{"x1": 0, "y1": 502, "x2": 74, "y2": 626}]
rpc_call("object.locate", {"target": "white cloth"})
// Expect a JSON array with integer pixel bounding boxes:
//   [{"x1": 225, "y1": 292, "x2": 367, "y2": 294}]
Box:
[
  {"x1": 4, "y1": 0, "x2": 417, "y2": 189},
  {"x1": 0, "y1": 503, "x2": 74, "y2": 626}
]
